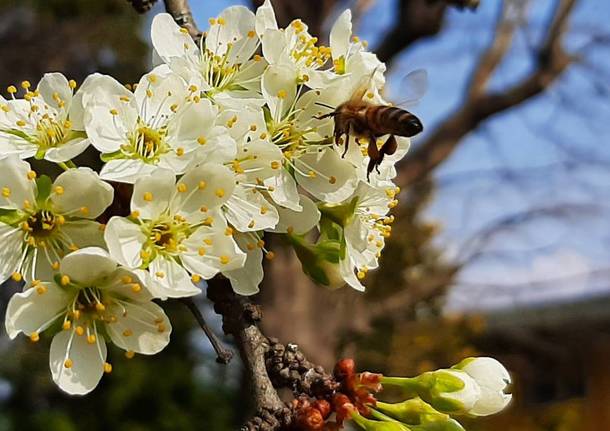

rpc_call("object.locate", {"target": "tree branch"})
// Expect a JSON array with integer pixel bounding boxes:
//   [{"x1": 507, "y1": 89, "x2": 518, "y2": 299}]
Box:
[
  {"x1": 163, "y1": 0, "x2": 201, "y2": 39},
  {"x1": 396, "y1": 0, "x2": 577, "y2": 188}
]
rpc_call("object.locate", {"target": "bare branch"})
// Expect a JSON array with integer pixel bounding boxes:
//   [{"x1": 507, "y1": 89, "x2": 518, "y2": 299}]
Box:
[
  {"x1": 163, "y1": 0, "x2": 201, "y2": 39},
  {"x1": 396, "y1": 0, "x2": 578, "y2": 188}
]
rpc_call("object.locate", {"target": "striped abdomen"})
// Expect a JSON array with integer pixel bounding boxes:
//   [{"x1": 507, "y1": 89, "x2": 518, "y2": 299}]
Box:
[{"x1": 366, "y1": 105, "x2": 423, "y2": 137}]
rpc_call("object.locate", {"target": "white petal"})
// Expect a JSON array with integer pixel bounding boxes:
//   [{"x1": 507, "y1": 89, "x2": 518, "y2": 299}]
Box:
[
  {"x1": 100, "y1": 159, "x2": 157, "y2": 184},
  {"x1": 168, "y1": 98, "x2": 217, "y2": 148},
  {"x1": 151, "y1": 13, "x2": 198, "y2": 63},
  {"x1": 224, "y1": 186, "x2": 279, "y2": 232},
  {"x1": 271, "y1": 195, "x2": 320, "y2": 235},
  {"x1": 172, "y1": 163, "x2": 235, "y2": 215},
  {"x1": 255, "y1": 0, "x2": 278, "y2": 37},
  {"x1": 330, "y1": 10, "x2": 352, "y2": 60},
  {"x1": 52, "y1": 168, "x2": 114, "y2": 219},
  {"x1": 181, "y1": 225, "x2": 247, "y2": 279},
  {"x1": 5, "y1": 283, "x2": 69, "y2": 339},
  {"x1": 205, "y1": 6, "x2": 255, "y2": 56},
  {"x1": 294, "y1": 148, "x2": 358, "y2": 203},
  {"x1": 103, "y1": 267, "x2": 153, "y2": 302},
  {"x1": 38, "y1": 72, "x2": 72, "y2": 112},
  {"x1": 70, "y1": 73, "x2": 105, "y2": 130},
  {"x1": 44, "y1": 137, "x2": 91, "y2": 163},
  {"x1": 134, "y1": 67, "x2": 187, "y2": 122},
  {"x1": 147, "y1": 256, "x2": 201, "y2": 298},
  {"x1": 0, "y1": 155, "x2": 36, "y2": 210},
  {"x1": 262, "y1": 64, "x2": 297, "y2": 120},
  {"x1": 60, "y1": 247, "x2": 117, "y2": 286},
  {"x1": 261, "y1": 28, "x2": 287, "y2": 65},
  {"x1": 61, "y1": 220, "x2": 107, "y2": 249},
  {"x1": 237, "y1": 138, "x2": 283, "y2": 182},
  {"x1": 104, "y1": 217, "x2": 146, "y2": 268},
  {"x1": 223, "y1": 233, "x2": 263, "y2": 296},
  {"x1": 0, "y1": 224, "x2": 25, "y2": 283},
  {"x1": 50, "y1": 329, "x2": 107, "y2": 395},
  {"x1": 340, "y1": 255, "x2": 365, "y2": 291},
  {"x1": 106, "y1": 300, "x2": 171, "y2": 354},
  {"x1": 265, "y1": 168, "x2": 301, "y2": 211},
  {"x1": 131, "y1": 168, "x2": 174, "y2": 220}
]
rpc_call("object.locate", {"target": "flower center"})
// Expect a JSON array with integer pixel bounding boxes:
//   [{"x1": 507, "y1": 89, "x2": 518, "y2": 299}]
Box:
[
  {"x1": 122, "y1": 123, "x2": 169, "y2": 163},
  {"x1": 75, "y1": 287, "x2": 106, "y2": 314},
  {"x1": 35, "y1": 116, "x2": 70, "y2": 149},
  {"x1": 142, "y1": 215, "x2": 191, "y2": 260},
  {"x1": 21, "y1": 209, "x2": 65, "y2": 248},
  {"x1": 200, "y1": 49, "x2": 241, "y2": 94}
]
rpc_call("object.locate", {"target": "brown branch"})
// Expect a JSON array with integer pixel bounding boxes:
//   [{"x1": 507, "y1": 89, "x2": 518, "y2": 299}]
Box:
[
  {"x1": 467, "y1": 0, "x2": 522, "y2": 99},
  {"x1": 162, "y1": 0, "x2": 201, "y2": 39},
  {"x1": 396, "y1": 0, "x2": 577, "y2": 188},
  {"x1": 207, "y1": 279, "x2": 285, "y2": 417}
]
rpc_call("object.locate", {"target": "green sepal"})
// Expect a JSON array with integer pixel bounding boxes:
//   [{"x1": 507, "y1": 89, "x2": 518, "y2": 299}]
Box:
[
  {"x1": 0, "y1": 208, "x2": 25, "y2": 226},
  {"x1": 287, "y1": 234, "x2": 342, "y2": 287},
  {"x1": 376, "y1": 399, "x2": 449, "y2": 426},
  {"x1": 318, "y1": 196, "x2": 358, "y2": 227},
  {"x1": 100, "y1": 150, "x2": 125, "y2": 162},
  {"x1": 35, "y1": 175, "x2": 53, "y2": 204}
]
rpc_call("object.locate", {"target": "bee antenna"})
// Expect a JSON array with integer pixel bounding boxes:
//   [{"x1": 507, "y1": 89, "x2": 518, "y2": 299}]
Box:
[{"x1": 314, "y1": 101, "x2": 336, "y2": 110}]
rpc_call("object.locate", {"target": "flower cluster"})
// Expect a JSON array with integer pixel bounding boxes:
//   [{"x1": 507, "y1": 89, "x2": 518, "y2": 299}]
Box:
[
  {"x1": 1, "y1": 2, "x2": 510, "y2": 415},
  {"x1": 299, "y1": 357, "x2": 511, "y2": 431}
]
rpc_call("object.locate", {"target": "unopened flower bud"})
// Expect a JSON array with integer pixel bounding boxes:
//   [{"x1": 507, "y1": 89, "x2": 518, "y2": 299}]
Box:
[
  {"x1": 452, "y1": 357, "x2": 512, "y2": 416},
  {"x1": 380, "y1": 369, "x2": 481, "y2": 415}
]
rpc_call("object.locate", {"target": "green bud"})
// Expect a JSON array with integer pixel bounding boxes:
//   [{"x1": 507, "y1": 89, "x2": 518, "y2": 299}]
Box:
[
  {"x1": 351, "y1": 411, "x2": 412, "y2": 431},
  {"x1": 411, "y1": 419, "x2": 465, "y2": 431},
  {"x1": 318, "y1": 196, "x2": 358, "y2": 227},
  {"x1": 376, "y1": 399, "x2": 449, "y2": 425},
  {"x1": 288, "y1": 234, "x2": 344, "y2": 288},
  {"x1": 381, "y1": 369, "x2": 481, "y2": 415}
]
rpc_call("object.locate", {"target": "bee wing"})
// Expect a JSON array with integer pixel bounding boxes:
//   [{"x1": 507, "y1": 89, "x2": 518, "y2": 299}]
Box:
[
  {"x1": 349, "y1": 65, "x2": 385, "y2": 103},
  {"x1": 395, "y1": 69, "x2": 428, "y2": 108}
]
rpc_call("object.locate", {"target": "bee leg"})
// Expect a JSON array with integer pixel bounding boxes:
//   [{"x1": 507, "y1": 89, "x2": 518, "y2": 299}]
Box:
[
  {"x1": 366, "y1": 158, "x2": 376, "y2": 181},
  {"x1": 342, "y1": 122, "x2": 351, "y2": 158},
  {"x1": 366, "y1": 133, "x2": 380, "y2": 181}
]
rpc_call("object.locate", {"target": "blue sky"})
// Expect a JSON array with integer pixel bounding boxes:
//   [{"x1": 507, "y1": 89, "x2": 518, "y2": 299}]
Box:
[{"x1": 168, "y1": 0, "x2": 610, "y2": 311}]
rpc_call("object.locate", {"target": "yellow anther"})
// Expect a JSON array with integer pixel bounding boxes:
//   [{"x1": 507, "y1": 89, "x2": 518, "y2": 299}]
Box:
[
  {"x1": 73, "y1": 310, "x2": 81, "y2": 320},
  {"x1": 143, "y1": 192, "x2": 153, "y2": 201},
  {"x1": 257, "y1": 240, "x2": 265, "y2": 248},
  {"x1": 260, "y1": 206, "x2": 268, "y2": 215},
  {"x1": 198, "y1": 247, "x2": 206, "y2": 256},
  {"x1": 147, "y1": 74, "x2": 158, "y2": 84},
  {"x1": 56, "y1": 215, "x2": 65, "y2": 225},
  {"x1": 277, "y1": 89, "x2": 287, "y2": 99},
  {"x1": 177, "y1": 183, "x2": 188, "y2": 193},
  {"x1": 219, "y1": 255, "x2": 230, "y2": 265},
  {"x1": 121, "y1": 275, "x2": 133, "y2": 284},
  {"x1": 130, "y1": 210, "x2": 140, "y2": 218},
  {"x1": 259, "y1": 132, "x2": 267, "y2": 140},
  {"x1": 307, "y1": 170, "x2": 316, "y2": 178},
  {"x1": 125, "y1": 350, "x2": 135, "y2": 359},
  {"x1": 109, "y1": 108, "x2": 119, "y2": 116},
  {"x1": 248, "y1": 220, "x2": 256, "y2": 229},
  {"x1": 123, "y1": 329, "x2": 133, "y2": 337},
  {"x1": 63, "y1": 119, "x2": 72, "y2": 129},
  {"x1": 203, "y1": 216, "x2": 214, "y2": 225},
  {"x1": 68, "y1": 243, "x2": 78, "y2": 251},
  {"x1": 253, "y1": 54, "x2": 263, "y2": 62},
  {"x1": 51, "y1": 261, "x2": 60, "y2": 270},
  {"x1": 68, "y1": 79, "x2": 77, "y2": 89},
  {"x1": 249, "y1": 124, "x2": 257, "y2": 132},
  {"x1": 145, "y1": 89, "x2": 153, "y2": 98},
  {"x1": 54, "y1": 185, "x2": 64, "y2": 195},
  {"x1": 64, "y1": 358, "x2": 73, "y2": 368},
  {"x1": 104, "y1": 362, "x2": 113, "y2": 373},
  {"x1": 224, "y1": 227, "x2": 233, "y2": 236},
  {"x1": 95, "y1": 302, "x2": 105, "y2": 312},
  {"x1": 10, "y1": 272, "x2": 21, "y2": 282},
  {"x1": 247, "y1": 30, "x2": 256, "y2": 38},
  {"x1": 176, "y1": 147, "x2": 185, "y2": 157},
  {"x1": 217, "y1": 17, "x2": 226, "y2": 25},
  {"x1": 1, "y1": 187, "x2": 11, "y2": 198},
  {"x1": 197, "y1": 136, "x2": 207, "y2": 145},
  {"x1": 62, "y1": 320, "x2": 71, "y2": 330},
  {"x1": 21, "y1": 81, "x2": 31, "y2": 90},
  {"x1": 36, "y1": 284, "x2": 47, "y2": 295},
  {"x1": 75, "y1": 326, "x2": 85, "y2": 336},
  {"x1": 7, "y1": 85, "x2": 17, "y2": 94},
  {"x1": 87, "y1": 334, "x2": 96, "y2": 344},
  {"x1": 1, "y1": 105, "x2": 9, "y2": 112},
  {"x1": 30, "y1": 332, "x2": 40, "y2": 342},
  {"x1": 120, "y1": 95, "x2": 131, "y2": 103},
  {"x1": 80, "y1": 206, "x2": 90, "y2": 216},
  {"x1": 265, "y1": 251, "x2": 275, "y2": 261},
  {"x1": 352, "y1": 35, "x2": 360, "y2": 43},
  {"x1": 357, "y1": 271, "x2": 366, "y2": 280},
  {"x1": 188, "y1": 84, "x2": 198, "y2": 93},
  {"x1": 270, "y1": 161, "x2": 280, "y2": 169},
  {"x1": 191, "y1": 274, "x2": 201, "y2": 283},
  {"x1": 215, "y1": 188, "x2": 225, "y2": 198},
  {"x1": 16, "y1": 120, "x2": 26, "y2": 127},
  {"x1": 208, "y1": 17, "x2": 217, "y2": 25},
  {"x1": 199, "y1": 205, "x2": 208, "y2": 213},
  {"x1": 329, "y1": 176, "x2": 337, "y2": 184},
  {"x1": 131, "y1": 283, "x2": 142, "y2": 293}
]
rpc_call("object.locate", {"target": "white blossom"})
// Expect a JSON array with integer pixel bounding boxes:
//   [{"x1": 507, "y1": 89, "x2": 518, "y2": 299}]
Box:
[
  {"x1": 104, "y1": 167, "x2": 246, "y2": 298},
  {"x1": 0, "y1": 156, "x2": 112, "y2": 283},
  {"x1": 0, "y1": 73, "x2": 92, "y2": 163},
  {"x1": 5, "y1": 247, "x2": 170, "y2": 395}
]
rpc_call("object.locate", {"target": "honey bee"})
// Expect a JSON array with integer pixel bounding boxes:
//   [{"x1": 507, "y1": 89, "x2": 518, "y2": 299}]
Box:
[{"x1": 317, "y1": 70, "x2": 425, "y2": 179}]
